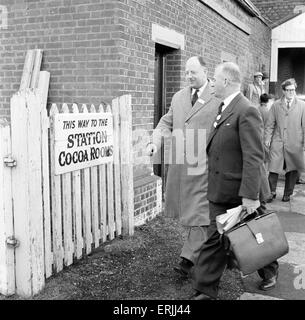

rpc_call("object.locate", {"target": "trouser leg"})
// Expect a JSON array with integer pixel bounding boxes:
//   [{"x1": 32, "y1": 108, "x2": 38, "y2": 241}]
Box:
[
  {"x1": 284, "y1": 170, "x2": 298, "y2": 196},
  {"x1": 192, "y1": 202, "x2": 238, "y2": 299},
  {"x1": 180, "y1": 225, "x2": 209, "y2": 265},
  {"x1": 268, "y1": 172, "x2": 279, "y2": 193}
]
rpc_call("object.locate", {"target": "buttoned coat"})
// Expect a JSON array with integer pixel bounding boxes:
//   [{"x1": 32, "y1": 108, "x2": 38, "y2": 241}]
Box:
[
  {"x1": 206, "y1": 93, "x2": 266, "y2": 204},
  {"x1": 152, "y1": 83, "x2": 220, "y2": 226},
  {"x1": 245, "y1": 83, "x2": 265, "y2": 107},
  {"x1": 265, "y1": 97, "x2": 305, "y2": 174}
]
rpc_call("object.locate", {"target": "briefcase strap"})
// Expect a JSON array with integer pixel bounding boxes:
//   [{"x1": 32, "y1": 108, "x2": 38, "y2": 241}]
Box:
[{"x1": 246, "y1": 220, "x2": 265, "y2": 245}]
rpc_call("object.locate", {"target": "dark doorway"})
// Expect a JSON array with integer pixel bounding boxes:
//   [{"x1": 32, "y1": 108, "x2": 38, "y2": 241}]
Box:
[
  {"x1": 153, "y1": 43, "x2": 180, "y2": 194},
  {"x1": 276, "y1": 48, "x2": 305, "y2": 98},
  {"x1": 153, "y1": 44, "x2": 166, "y2": 178}
]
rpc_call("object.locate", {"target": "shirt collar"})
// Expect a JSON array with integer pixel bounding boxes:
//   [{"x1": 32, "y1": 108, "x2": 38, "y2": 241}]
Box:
[
  {"x1": 192, "y1": 80, "x2": 208, "y2": 97},
  {"x1": 222, "y1": 91, "x2": 240, "y2": 111},
  {"x1": 285, "y1": 97, "x2": 294, "y2": 105}
]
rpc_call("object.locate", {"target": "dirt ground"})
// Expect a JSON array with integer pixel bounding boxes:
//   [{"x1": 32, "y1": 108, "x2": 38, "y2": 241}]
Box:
[{"x1": 1, "y1": 213, "x2": 244, "y2": 300}]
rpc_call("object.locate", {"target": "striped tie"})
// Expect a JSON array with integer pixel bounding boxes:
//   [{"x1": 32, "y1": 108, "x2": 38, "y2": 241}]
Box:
[{"x1": 213, "y1": 102, "x2": 225, "y2": 128}]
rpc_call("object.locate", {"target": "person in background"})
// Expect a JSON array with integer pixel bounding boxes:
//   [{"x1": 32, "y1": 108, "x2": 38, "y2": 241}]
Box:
[
  {"x1": 146, "y1": 56, "x2": 220, "y2": 278},
  {"x1": 246, "y1": 71, "x2": 265, "y2": 107},
  {"x1": 259, "y1": 93, "x2": 271, "y2": 127},
  {"x1": 265, "y1": 78, "x2": 305, "y2": 202}
]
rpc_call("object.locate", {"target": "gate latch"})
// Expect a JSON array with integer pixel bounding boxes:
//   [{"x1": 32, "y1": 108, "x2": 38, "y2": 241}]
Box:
[
  {"x1": 6, "y1": 236, "x2": 20, "y2": 248},
  {"x1": 3, "y1": 156, "x2": 17, "y2": 168}
]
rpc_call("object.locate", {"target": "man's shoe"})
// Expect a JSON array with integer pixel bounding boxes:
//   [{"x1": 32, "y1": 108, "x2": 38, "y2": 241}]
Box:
[
  {"x1": 190, "y1": 291, "x2": 216, "y2": 300},
  {"x1": 266, "y1": 192, "x2": 276, "y2": 203},
  {"x1": 173, "y1": 258, "x2": 193, "y2": 278},
  {"x1": 282, "y1": 195, "x2": 290, "y2": 202},
  {"x1": 258, "y1": 275, "x2": 277, "y2": 291},
  {"x1": 173, "y1": 266, "x2": 189, "y2": 277}
]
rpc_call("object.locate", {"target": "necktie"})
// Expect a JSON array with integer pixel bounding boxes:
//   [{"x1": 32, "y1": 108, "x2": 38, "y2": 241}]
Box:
[
  {"x1": 287, "y1": 101, "x2": 290, "y2": 109},
  {"x1": 213, "y1": 102, "x2": 225, "y2": 128},
  {"x1": 191, "y1": 89, "x2": 199, "y2": 106}
]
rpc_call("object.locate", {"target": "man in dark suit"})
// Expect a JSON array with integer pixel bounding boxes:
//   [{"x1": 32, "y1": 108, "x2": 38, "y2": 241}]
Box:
[{"x1": 191, "y1": 62, "x2": 278, "y2": 300}]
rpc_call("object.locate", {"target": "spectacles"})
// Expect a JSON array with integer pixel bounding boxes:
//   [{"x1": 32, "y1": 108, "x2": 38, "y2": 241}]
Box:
[{"x1": 284, "y1": 89, "x2": 295, "y2": 92}]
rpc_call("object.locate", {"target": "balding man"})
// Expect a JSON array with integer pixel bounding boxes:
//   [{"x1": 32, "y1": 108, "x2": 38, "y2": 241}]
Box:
[
  {"x1": 191, "y1": 62, "x2": 278, "y2": 300},
  {"x1": 146, "y1": 56, "x2": 220, "y2": 277}
]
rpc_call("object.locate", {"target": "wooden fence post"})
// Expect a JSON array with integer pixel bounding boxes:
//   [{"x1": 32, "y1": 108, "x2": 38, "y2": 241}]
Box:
[
  {"x1": 112, "y1": 99, "x2": 122, "y2": 236},
  {"x1": 10, "y1": 91, "x2": 45, "y2": 297},
  {"x1": 118, "y1": 95, "x2": 134, "y2": 236},
  {"x1": 49, "y1": 103, "x2": 64, "y2": 273},
  {"x1": 38, "y1": 71, "x2": 52, "y2": 278},
  {"x1": 0, "y1": 121, "x2": 15, "y2": 296}
]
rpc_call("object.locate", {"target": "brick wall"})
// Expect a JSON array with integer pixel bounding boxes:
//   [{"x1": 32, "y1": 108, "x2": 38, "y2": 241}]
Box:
[
  {"x1": 0, "y1": 0, "x2": 271, "y2": 226},
  {"x1": 115, "y1": 0, "x2": 271, "y2": 179},
  {"x1": 0, "y1": 0, "x2": 122, "y2": 119}
]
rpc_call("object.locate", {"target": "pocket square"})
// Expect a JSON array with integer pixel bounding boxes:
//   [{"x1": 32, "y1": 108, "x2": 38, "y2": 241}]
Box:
[{"x1": 225, "y1": 123, "x2": 231, "y2": 126}]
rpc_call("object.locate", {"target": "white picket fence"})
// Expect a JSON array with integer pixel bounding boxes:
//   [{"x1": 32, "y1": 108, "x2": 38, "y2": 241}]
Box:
[{"x1": 0, "y1": 91, "x2": 134, "y2": 297}]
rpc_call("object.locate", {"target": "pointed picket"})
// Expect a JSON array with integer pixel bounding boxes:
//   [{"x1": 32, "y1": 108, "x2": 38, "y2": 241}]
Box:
[
  {"x1": 26, "y1": 92, "x2": 45, "y2": 294},
  {"x1": 105, "y1": 103, "x2": 115, "y2": 240},
  {"x1": 90, "y1": 104, "x2": 100, "y2": 248},
  {"x1": 50, "y1": 103, "x2": 64, "y2": 272},
  {"x1": 111, "y1": 97, "x2": 122, "y2": 236},
  {"x1": 81, "y1": 104, "x2": 92, "y2": 254},
  {"x1": 97, "y1": 104, "x2": 107, "y2": 242},
  {"x1": 61, "y1": 103, "x2": 74, "y2": 266},
  {"x1": 38, "y1": 71, "x2": 52, "y2": 278},
  {"x1": 71, "y1": 103, "x2": 83, "y2": 259}
]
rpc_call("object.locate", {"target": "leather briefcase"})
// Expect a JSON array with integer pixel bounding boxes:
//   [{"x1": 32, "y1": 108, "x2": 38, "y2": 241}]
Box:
[{"x1": 223, "y1": 211, "x2": 289, "y2": 276}]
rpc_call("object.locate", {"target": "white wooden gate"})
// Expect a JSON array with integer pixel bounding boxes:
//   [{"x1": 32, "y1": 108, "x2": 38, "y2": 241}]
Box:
[{"x1": 0, "y1": 92, "x2": 134, "y2": 298}]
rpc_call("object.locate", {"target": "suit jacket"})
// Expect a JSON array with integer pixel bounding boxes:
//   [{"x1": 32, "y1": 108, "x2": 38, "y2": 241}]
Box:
[
  {"x1": 206, "y1": 93, "x2": 265, "y2": 204},
  {"x1": 152, "y1": 82, "x2": 221, "y2": 226}
]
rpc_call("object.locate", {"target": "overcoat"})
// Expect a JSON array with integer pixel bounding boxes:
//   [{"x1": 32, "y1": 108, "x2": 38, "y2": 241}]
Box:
[
  {"x1": 152, "y1": 83, "x2": 220, "y2": 226},
  {"x1": 245, "y1": 83, "x2": 265, "y2": 107},
  {"x1": 265, "y1": 97, "x2": 305, "y2": 174}
]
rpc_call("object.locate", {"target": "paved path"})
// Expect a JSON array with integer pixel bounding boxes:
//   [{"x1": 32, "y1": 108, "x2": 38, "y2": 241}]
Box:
[{"x1": 239, "y1": 180, "x2": 305, "y2": 300}]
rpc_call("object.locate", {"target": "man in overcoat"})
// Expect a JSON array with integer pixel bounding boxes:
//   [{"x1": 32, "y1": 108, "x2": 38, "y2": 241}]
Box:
[
  {"x1": 191, "y1": 62, "x2": 278, "y2": 300},
  {"x1": 246, "y1": 71, "x2": 265, "y2": 107},
  {"x1": 146, "y1": 56, "x2": 220, "y2": 277},
  {"x1": 265, "y1": 78, "x2": 305, "y2": 202}
]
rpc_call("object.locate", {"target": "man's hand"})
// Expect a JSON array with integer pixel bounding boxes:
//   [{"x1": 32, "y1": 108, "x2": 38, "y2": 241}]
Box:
[
  {"x1": 265, "y1": 141, "x2": 271, "y2": 148},
  {"x1": 242, "y1": 198, "x2": 260, "y2": 215},
  {"x1": 145, "y1": 143, "x2": 157, "y2": 157}
]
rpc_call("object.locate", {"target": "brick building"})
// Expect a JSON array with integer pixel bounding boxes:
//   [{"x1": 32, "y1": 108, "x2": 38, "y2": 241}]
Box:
[
  {"x1": 0, "y1": 0, "x2": 271, "y2": 225},
  {"x1": 252, "y1": 0, "x2": 305, "y2": 98}
]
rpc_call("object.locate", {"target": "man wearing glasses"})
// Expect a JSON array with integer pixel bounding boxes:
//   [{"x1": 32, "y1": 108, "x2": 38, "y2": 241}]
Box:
[{"x1": 265, "y1": 78, "x2": 305, "y2": 202}]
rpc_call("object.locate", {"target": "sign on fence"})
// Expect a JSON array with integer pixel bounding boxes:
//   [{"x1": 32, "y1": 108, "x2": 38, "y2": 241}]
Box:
[
  {"x1": 54, "y1": 113, "x2": 114, "y2": 175},
  {"x1": 1, "y1": 93, "x2": 134, "y2": 298}
]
